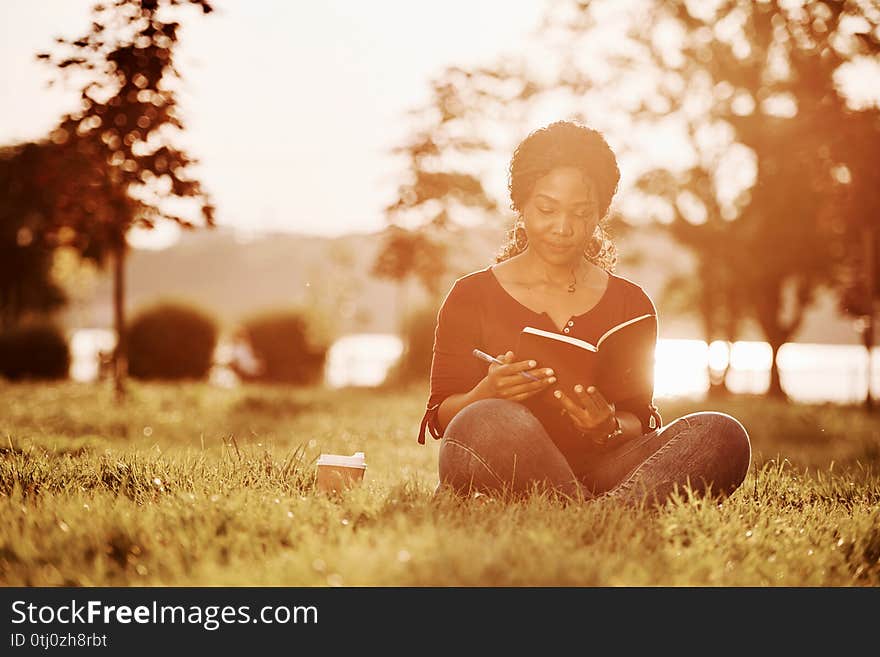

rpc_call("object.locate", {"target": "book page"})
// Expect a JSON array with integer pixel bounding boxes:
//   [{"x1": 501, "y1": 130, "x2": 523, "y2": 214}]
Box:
[{"x1": 595, "y1": 314, "x2": 655, "y2": 349}]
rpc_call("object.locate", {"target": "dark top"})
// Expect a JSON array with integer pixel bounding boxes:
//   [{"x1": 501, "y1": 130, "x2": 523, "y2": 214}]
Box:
[{"x1": 417, "y1": 265, "x2": 663, "y2": 475}]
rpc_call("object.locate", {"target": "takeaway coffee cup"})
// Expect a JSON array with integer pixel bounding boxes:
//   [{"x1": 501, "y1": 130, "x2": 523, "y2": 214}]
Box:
[{"x1": 316, "y1": 451, "x2": 367, "y2": 492}]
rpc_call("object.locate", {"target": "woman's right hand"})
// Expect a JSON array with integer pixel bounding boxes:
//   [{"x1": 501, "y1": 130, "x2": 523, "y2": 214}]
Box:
[{"x1": 474, "y1": 351, "x2": 557, "y2": 403}]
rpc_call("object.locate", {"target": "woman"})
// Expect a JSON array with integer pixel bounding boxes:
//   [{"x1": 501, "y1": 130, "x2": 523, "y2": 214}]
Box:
[{"x1": 417, "y1": 120, "x2": 751, "y2": 505}]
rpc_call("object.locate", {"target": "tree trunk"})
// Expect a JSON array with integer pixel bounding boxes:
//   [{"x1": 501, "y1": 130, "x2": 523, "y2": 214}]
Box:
[
  {"x1": 707, "y1": 377, "x2": 731, "y2": 398},
  {"x1": 700, "y1": 259, "x2": 737, "y2": 399},
  {"x1": 767, "y1": 339, "x2": 788, "y2": 400},
  {"x1": 2, "y1": 287, "x2": 18, "y2": 332},
  {"x1": 706, "y1": 347, "x2": 732, "y2": 399},
  {"x1": 863, "y1": 225, "x2": 875, "y2": 412},
  {"x1": 752, "y1": 282, "x2": 797, "y2": 403},
  {"x1": 0, "y1": 290, "x2": 8, "y2": 332},
  {"x1": 862, "y1": 319, "x2": 874, "y2": 412},
  {"x1": 396, "y1": 279, "x2": 407, "y2": 333},
  {"x1": 112, "y1": 242, "x2": 127, "y2": 401}
]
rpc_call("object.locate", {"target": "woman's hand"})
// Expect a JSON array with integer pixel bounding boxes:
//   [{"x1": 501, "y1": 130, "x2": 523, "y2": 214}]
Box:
[
  {"x1": 474, "y1": 351, "x2": 557, "y2": 403},
  {"x1": 553, "y1": 384, "x2": 619, "y2": 444}
]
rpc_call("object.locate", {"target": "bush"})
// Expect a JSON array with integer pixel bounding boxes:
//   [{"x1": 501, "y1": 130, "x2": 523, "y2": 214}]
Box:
[
  {"x1": 127, "y1": 301, "x2": 218, "y2": 380},
  {"x1": 384, "y1": 305, "x2": 437, "y2": 386},
  {"x1": 242, "y1": 309, "x2": 328, "y2": 385},
  {"x1": 0, "y1": 322, "x2": 70, "y2": 381}
]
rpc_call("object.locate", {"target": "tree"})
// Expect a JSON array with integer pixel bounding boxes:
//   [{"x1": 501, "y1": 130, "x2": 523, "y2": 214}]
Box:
[
  {"x1": 37, "y1": 0, "x2": 215, "y2": 399},
  {"x1": 612, "y1": 0, "x2": 878, "y2": 399},
  {"x1": 636, "y1": 164, "x2": 749, "y2": 398},
  {"x1": 0, "y1": 142, "x2": 69, "y2": 331},
  {"x1": 371, "y1": 224, "x2": 450, "y2": 302},
  {"x1": 376, "y1": 0, "x2": 880, "y2": 405},
  {"x1": 373, "y1": 67, "x2": 519, "y2": 311},
  {"x1": 831, "y1": 109, "x2": 880, "y2": 409}
]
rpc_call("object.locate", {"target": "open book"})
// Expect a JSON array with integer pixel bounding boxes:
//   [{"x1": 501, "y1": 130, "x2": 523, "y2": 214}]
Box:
[{"x1": 514, "y1": 313, "x2": 657, "y2": 408}]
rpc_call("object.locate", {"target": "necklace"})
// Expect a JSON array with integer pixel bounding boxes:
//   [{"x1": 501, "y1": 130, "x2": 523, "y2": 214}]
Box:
[{"x1": 568, "y1": 268, "x2": 577, "y2": 294}]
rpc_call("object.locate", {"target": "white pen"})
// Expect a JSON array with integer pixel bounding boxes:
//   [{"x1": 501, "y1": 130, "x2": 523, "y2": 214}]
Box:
[{"x1": 472, "y1": 349, "x2": 541, "y2": 382}]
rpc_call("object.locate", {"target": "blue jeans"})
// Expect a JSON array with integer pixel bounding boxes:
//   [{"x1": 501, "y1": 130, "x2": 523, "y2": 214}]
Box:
[{"x1": 437, "y1": 399, "x2": 752, "y2": 505}]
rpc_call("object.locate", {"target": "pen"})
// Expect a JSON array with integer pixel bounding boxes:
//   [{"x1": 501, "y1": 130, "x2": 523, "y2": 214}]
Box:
[{"x1": 472, "y1": 349, "x2": 541, "y2": 381}]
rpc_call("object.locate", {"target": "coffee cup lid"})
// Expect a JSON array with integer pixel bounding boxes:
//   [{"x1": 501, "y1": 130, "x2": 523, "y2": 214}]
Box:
[{"x1": 317, "y1": 451, "x2": 366, "y2": 468}]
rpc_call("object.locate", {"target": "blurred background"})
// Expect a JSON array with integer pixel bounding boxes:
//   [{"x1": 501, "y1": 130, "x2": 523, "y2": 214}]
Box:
[{"x1": 2, "y1": 0, "x2": 879, "y2": 408}]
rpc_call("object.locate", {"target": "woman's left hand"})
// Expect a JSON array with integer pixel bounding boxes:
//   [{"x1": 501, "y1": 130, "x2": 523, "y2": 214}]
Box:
[{"x1": 553, "y1": 384, "x2": 617, "y2": 441}]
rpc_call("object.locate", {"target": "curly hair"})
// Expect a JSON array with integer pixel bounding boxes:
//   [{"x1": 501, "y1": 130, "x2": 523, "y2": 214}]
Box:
[{"x1": 496, "y1": 120, "x2": 620, "y2": 271}]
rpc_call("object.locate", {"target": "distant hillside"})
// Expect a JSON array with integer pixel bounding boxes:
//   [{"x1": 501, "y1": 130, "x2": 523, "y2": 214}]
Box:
[
  {"x1": 60, "y1": 224, "x2": 508, "y2": 338},
  {"x1": 59, "y1": 223, "x2": 863, "y2": 345}
]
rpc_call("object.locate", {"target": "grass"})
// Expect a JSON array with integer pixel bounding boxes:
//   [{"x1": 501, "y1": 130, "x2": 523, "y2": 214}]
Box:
[{"x1": 1, "y1": 380, "x2": 878, "y2": 586}]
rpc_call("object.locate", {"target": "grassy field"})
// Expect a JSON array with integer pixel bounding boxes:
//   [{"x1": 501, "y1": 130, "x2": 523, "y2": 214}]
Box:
[{"x1": 1, "y1": 380, "x2": 878, "y2": 586}]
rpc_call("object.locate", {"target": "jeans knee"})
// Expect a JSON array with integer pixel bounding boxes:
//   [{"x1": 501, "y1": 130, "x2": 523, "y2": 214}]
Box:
[
  {"x1": 445, "y1": 398, "x2": 543, "y2": 445},
  {"x1": 439, "y1": 398, "x2": 579, "y2": 498},
  {"x1": 722, "y1": 414, "x2": 751, "y2": 471},
  {"x1": 675, "y1": 410, "x2": 751, "y2": 466},
  {"x1": 704, "y1": 412, "x2": 749, "y2": 449}
]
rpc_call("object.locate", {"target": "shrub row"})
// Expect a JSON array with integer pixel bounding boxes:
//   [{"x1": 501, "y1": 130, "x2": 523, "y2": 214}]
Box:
[
  {"x1": 0, "y1": 299, "x2": 443, "y2": 385},
  {"x1": 126, "y1": 303, "x2": 330, "y2": 384},
  {"x1": 0, "y1": 322, "x2": 70, "y2": 381},
  {"x1": 0, "y1": 302, "x2": 330, "y2": 384},
  {"x1": 127, "y1": 302, "x2": 218, "y2": 380}
]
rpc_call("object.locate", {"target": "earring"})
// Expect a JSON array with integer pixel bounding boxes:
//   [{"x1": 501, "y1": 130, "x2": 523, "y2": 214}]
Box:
[
  {"x1": 585, "y1": 231, "x2": 602, "y2": 259},
  {"x1": 514, "y1": 220, "x2": 528, "y2": 251}
]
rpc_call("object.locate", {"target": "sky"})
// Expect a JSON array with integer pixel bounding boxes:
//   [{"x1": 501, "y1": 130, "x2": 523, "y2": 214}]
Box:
[
  {"x1": 2, "y1": 1, "x2": 878, "y2": 250},
  {"x1": 0, "y1": 0, "x2": 547, "y2": 247}
]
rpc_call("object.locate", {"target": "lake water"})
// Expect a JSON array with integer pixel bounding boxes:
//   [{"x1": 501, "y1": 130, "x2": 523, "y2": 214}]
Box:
[
  {"x1": 68, "y1": 329, "x2": 880, "y2": 404},
  {"x1": 652, "y1": 338, "x2": 880, "y2": 403}
]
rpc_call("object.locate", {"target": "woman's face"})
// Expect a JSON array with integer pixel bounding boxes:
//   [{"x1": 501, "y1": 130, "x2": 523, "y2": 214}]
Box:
[{"x1": 521, "y1": 166, "x2": 599, "y2": 266}]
